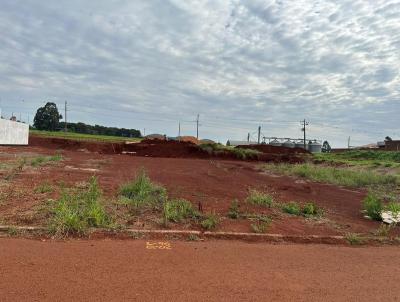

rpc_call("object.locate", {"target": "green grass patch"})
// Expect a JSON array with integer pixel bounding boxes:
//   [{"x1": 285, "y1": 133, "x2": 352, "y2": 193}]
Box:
[
  {"x1": 247, "y1": 189, "x2": 274, "y2": 207},
  {"x1": 263, "y1": 163, "x2": 398, "y2": 188},
  {"x1": 282, "y1": 202, "x2": 301, "y2": 215},
  {"x1": 362, "y1": 192, "x2": 383, "y2": 221},
  {"x1": 49, "y1": 176, "x2": 110, "y2": 237},
  {"x1": 315, "y1": 150, "x2": 400, "y2": 163},
  {"x1": 119, "y1": 170, "x2": 167, "y2": 212},
  {"x1": 302, "y1": 202, "x2": 323, "y2": 217},
  {"x1": 384, "y1": 201, "x2": 400, "y2": 215},
  {"x1": 201, "y1": 213, "x2": 219, "y2": 230},
  {"x1": 30, "y1": 154, "x2": 63, "y2": 167},
  {"x1": 30, "y1": 130, "x2": 141, "y2": 143},
  {"x1": 163, "y1": 199, "x2": 199, "y2": 223},
  {"x1": 199, "y1": 143, "x2": 261, "y2": 160}
]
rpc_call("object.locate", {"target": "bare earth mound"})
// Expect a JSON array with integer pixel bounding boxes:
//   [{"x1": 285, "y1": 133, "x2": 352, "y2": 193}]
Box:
[{"x1": 29, "y1": 136, "x2": 307, "y2": 163}]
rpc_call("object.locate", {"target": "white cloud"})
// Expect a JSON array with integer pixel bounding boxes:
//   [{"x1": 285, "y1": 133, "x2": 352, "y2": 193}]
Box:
[{"x1": 0, "y1": 0, "x2": 399, "y2": 146}]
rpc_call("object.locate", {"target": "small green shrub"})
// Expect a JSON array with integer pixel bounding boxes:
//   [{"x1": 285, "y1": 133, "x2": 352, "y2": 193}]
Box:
[
  {"x1": 119, "y1": 170, "x2": 167, "y2": 211},
  {"x1": 282, "y1": 202, "x2": 301, "y2": 215},
  {"x1": 201, "y1": 213, "x2": 219, "y2": 230},
  {"x1": 163, "y1": 199, "x2": 199, "y2": 223},
  {"x1": 302, "y1": 202, "x2": 322, "y2": 216},
  {"x1": 247, "y1": 190, "x2": 274, "y2": 207},
  {"x1": 345, "y1": 233, "x2": 364, "y2": 245},
  {"x1": 49, "y1": 176, "x2": 110, "y2": 237},
  {"x1": 362, "y1": 192, "x2": 382, "y2": 221},
  {"x1": 228, "y1": 200, "x2": 240, "y2": 219}
]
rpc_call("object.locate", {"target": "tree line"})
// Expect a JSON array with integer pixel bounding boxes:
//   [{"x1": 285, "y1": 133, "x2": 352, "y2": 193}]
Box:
[{"x1": 33, "y1": 102, "x2": 142, "y2": 138}]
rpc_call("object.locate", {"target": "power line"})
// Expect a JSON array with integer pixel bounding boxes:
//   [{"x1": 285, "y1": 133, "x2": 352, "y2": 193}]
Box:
[{"x1": 301, "y1": 119, "x2": 309, "y2": 149}]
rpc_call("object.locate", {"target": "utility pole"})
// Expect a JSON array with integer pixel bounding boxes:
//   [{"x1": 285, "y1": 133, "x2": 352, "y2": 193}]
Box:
[
  {"x1": 64, "y1": 101, "x2": 67, "y2": 132},
  {"x1": 196, "y1": 114, "x2": 199, "y2": 140},
  {"x1": 257, "y1": 126, "x2": 261, "y2": 144},
  {"x1": 301, "y1": 119, "x2": 309, "y2": 149},
  {"x1": 348, "y1": 136, "x2": 351, "y2": 149},
  {"x1": 178, "y1": 122, "x2": 181, "y2": 140},
  {"x1": 247, "y1": 133, "x2": 250, "y2": 142}
]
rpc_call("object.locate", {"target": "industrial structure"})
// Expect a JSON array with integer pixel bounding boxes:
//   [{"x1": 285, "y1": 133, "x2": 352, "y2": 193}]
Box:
[
  {"x1": 264, "y1": 137, "x2": 322, "y2": 153},
  {"x1": 226, "y1": 137, "x2": 322, "y2": 153},
  {"x1": 0, "y1": 116, "x2": 29, "y2": 145}
]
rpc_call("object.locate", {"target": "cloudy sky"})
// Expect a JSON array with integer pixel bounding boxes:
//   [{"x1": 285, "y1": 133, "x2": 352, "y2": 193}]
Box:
[{"x1": 0, "y1": 0, "x2": 399, "y2": 146}]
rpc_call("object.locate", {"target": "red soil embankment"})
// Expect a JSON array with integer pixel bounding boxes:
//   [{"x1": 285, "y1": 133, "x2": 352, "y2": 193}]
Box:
[{"x1": 29, "y1": 136, "x2": 307, "y2": 163}]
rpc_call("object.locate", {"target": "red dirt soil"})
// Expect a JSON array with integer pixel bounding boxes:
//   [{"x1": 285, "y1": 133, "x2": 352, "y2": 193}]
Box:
[
  {"x1": 0, "y1": 142, "x2": 392, "y2": 237},
  {"x1": 1, "y1": 239, "x2": 400, "y2": 302},
  {"x1": 29, "y1": 136, "x2": 307, "y2": 163}
]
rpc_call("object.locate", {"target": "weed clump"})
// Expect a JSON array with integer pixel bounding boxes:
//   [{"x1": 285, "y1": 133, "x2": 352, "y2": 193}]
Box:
[
  {"x1": 250, "y1": 221, "x2": 270, "y2": 233},
  {"x1": 119, "y1": 170, "x2": 167, "y2": 212},
  {"x1": 384, "y1": 202, "x2": 400, "y2": 215},
  {"x1": 49, "y1": 176, "x2": 110, "y2": 237},
  {"x1": 282, "y1": 202, "x2": 301, "y2": 215},
  {"x1": 374, "y1": 223, "x2": 393, "y2": 237},
  {"x1": 34, "y1": 182, "x2": 53, "y2": 194},
  {"x1": 163, "y1": 199, "x2": 199, "y2": 223},
  {"x1": 302, "y1": 202, "x2": 323, "y2": 217},
  {"x1": 362, "y1": 192, "x2": 382, "y2": 221},
  {"x1": 201, "y1": 213, "x2": 219, "y2": 230},
  {"x1": 247, "y1": 190, "x2": 274, "y2": 207},
  {"x1": 345, "y1": 233, "x2": 364, "y2": 245},
  {"x1": 228, "y1": 200, "x2": 240, "y2": 219}
]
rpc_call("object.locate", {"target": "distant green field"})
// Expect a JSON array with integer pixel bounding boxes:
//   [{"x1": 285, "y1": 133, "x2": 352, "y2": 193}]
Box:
[
  {"x1": 30, "y1": 130, "x2": 142, "y2": 143},
  {"x1": 314, "y1": 150, "x2": 400, "y2": 167}
]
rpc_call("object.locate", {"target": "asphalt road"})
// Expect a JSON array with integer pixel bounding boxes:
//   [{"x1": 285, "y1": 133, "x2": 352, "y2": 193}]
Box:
[{"x1": 0, "y1": 238, "x2": 399, "y2": 301}]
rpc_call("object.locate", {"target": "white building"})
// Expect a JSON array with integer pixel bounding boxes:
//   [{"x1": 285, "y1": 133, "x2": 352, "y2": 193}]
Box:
[{"x1": 0, "y1": 116, "x2": 29, "y2": 145}]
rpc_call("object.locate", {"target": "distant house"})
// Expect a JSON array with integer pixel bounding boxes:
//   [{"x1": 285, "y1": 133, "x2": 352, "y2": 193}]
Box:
[{"x1": 226, "y1": 140, "x2": 257, "y2": 147}]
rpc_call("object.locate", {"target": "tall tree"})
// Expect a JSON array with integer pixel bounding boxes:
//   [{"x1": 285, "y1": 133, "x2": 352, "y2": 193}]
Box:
[
  {"x1": 33, "y1": 102, "x2": 62, "y2": 131},
  {"x1": 322, "y1": 141, "x2": 331, "y2": 153}
]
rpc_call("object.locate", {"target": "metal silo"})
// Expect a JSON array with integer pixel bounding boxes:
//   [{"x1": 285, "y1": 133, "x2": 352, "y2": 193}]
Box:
[
  {"x1": 283, "y1": 139, "x2": 295, "y2": 148},
  {"x1": 269, "y1": 139, "x2": 282, "y2": 147},
  {"x1": 295, "y1": 140, "x2": 306, "y2": 149},
  {"x1": 308, "y1": 140, "x2": 322, "y2": 153}
]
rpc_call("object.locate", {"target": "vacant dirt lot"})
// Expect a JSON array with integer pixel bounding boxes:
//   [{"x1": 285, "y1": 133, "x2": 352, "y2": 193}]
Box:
[
  {"x1": 0, "y1": 137, "x2": 391, "y2": 238},
  {"x1": 1, "y1": 238, "x2": 400, "y2": 302}
]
